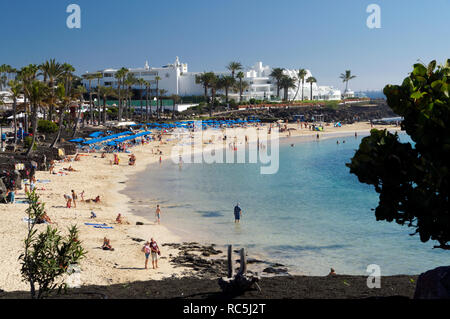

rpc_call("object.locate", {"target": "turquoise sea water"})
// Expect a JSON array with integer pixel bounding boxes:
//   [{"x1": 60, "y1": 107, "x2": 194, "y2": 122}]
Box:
[{"x1": 125, "y1": 133, "x2": 449, "y2": 276}]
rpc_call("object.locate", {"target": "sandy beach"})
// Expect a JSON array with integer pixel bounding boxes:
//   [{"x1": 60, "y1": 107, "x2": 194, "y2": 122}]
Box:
[{"x1": 0, "y1": 121, "x2": 401, "y2": 292}]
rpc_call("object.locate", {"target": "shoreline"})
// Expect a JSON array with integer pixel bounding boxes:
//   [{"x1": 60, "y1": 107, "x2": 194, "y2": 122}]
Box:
[
  {"x1": 120, "y1": 123, "x2": 403, "y2": 277},
  {"x1": 0, "y1": 122, "x2": 403, "y2": 292}
]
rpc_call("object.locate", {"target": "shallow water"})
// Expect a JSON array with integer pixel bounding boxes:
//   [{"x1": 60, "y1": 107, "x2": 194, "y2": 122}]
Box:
[{"x1": 125, "y1": 133, "x2": 449, "y2": 276}]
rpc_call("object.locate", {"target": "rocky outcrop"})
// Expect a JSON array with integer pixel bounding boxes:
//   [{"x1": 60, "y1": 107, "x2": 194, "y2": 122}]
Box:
[{"x1": 414, "y1": 266, "x2": 450, "y2": 299}]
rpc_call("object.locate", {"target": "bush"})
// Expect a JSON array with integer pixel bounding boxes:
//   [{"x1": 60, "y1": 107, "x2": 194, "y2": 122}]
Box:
[
  {"x1": 38, "y1": 120, "x2": 58, "y2": 134},
  {"x1": 20, "y1": 191, "x2": 85, "y2": 299},
  {"x1": 24, "y1": 136, "x2": 37, "y2": 150}
]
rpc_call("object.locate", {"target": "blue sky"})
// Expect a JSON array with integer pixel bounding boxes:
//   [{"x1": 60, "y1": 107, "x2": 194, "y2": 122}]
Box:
[{"x1": 0, "y1": 0, "x2": 449, "y2": 91}]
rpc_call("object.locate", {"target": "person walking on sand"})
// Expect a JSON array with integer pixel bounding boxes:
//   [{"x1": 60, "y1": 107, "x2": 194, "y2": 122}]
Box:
[
  {"x1": 71, "y1": 190, "x2": 78, "y2": 208},
  {"x1": 234, "y1": 203, "x2": 243, "y2": 223},
  {"x1": 150, "y1": 238, "x2": 160, "y2": 269},
  {"x1": 155, "y1": 205, "x2": 161, "y2": 224},
  {"x1": 142, "y1": 241, "x2": 151, "y2": 269}
]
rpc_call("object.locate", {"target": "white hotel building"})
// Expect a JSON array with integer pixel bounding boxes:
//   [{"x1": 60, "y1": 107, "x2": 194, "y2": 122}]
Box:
[{"x1": 82, "y1": 57, "x2": 343, "y2": 103}]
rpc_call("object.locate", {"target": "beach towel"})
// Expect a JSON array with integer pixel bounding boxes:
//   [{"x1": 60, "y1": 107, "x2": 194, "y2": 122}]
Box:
[
  {"x1": 37, "y1": 179, "x2": 51, "y2": 183},
  {"x1": 84, "y1": 223, "x2": 107, "y2": 226},
  {"x1": 94, "y1": 226, "x2": 114, "y2": 229},
  {"x1": 15, "y1": 200, "x2": 30, "y2": 204},
  {"x1": 22, "y1": 217, "x2": 47, "y2": 224}
]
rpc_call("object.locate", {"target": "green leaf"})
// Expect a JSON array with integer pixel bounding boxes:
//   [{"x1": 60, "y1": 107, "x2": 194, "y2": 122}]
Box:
[{"x1": 413, "y1": 64, "x2": 427, "y2": 76}]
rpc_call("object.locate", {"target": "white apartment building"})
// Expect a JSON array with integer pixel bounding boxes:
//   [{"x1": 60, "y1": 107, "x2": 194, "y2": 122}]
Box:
[{"x1": 82, "y1": 58, "x2": 342, "y2": 102}]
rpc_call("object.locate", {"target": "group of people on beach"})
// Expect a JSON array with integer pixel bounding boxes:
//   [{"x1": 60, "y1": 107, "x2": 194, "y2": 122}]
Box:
[
  {"x1": 142, "y1": 238, "x2": 160, "y2": 269},
  {"x1": 64, "y1": 190, "x2": 100, "y2": 208}
]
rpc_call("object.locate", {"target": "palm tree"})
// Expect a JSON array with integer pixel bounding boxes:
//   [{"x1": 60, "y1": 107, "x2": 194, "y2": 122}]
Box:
[
  {"x1": 0, "y1": 64, "x2": 13, "y2": 91},
  {"x1": 270, "y1": 68, "x2": 284, "y2": 99},
  {"x1": 155, "y1": 75, "x2": 161, "y2": 119},
  {"x1": 195, "y1": 72, "x2": 212, "y2": 102},
  {"x1": 170, "y1": 94, "x2": 181, "y2": 119},
  {"x1": 236, "y1": 71, "x2": 246, "y2": 102},
  {"x1": 218, "y1": 75, "x2": 235, "y2": 104},
  {"x1": 292, "y1": 68, "x2": 307, "y2": 102},
  {"x1": 158, "y1": 89, "x2": 168, "y2": 118},
  {"x1": 280, "y1": 75, "x2": 296, "y2": 101},
  {"x1": 306, "y1": 77, "x2": 317, "y2": 100},
  {"x1": 50, "y1": 63, "x2": 75, "y2": 148},
  {"x1": 339, "y1": 70, "x2": 356, "y2": 94},
  {"x1": 114, "y1": 67, "x2": 129, "y2": 121},
  {"x1": 124, "y1": 73, "x2": 137, "y2": 120},
  {"x1": 93, "y1": 72, "x2": 103, "y2": 125},
  {"x1": 82, "y1": 73, "x2": 96, "y2": 125},
  {"x1": 208, "y1": 74, "x2": 219, "y2": 117},
  {"x1": 39, "y1": 59, "x2": 63, "y2": 121},
  {"x1": 227, "y1": 61, "x2": 242, "y2": 78},
  {"x1": 50, "y1": 83, "x2": 70, "y2": 148},
  {"x1": 144, "y1": 80, "x2": 150, "y2": 121},
  {"x1": 98, "y1": 86, "x2": 116, "y2": 124},
  {"x1": 18, "y1": 64, "x2": 39, "y2": 143},
  {"x1": 8, "y1": 80, "x2": 22, "y2": 145},
  {"x1": 137, "y1": 78, "x2": 146, "y2": 121},
  {"x1": 233, "y1": 80, "x2": 249, "y2": 104},
  {"x1": 25, "y1": 80, "x2": 48, "y2": 156},
  {"x1": 72, "y1": 85, "x2": 87, "y2": 138}
]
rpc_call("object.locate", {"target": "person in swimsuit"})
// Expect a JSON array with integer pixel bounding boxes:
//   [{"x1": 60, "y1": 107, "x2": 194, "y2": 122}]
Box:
[
  {"x1": 150, "y1": 238, "x2": 160, "y2": 269},
  {"x1": 155, "y1": 205, "x2": 161, "y2": 224},
  {"x1": 71, "y1": 190, "x2": 78, "y2": 208},
  {"x1": 143, "y1": 241, "x2": 151, "y2": 269}
]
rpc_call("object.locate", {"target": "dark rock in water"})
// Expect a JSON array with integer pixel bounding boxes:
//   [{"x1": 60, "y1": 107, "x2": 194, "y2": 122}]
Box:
[
  {"x1": 263, "y1": 267, "x2": 289, "y2": 274},
  {"x1": 136, "y1": 221, "x2": 144, "y2": 225},
  {"x1": 414, "y1": 266, "x2": 450, "y2": 299},
  {"x1": 236, "y1": 258, "x2": 265, "y2": 265}
]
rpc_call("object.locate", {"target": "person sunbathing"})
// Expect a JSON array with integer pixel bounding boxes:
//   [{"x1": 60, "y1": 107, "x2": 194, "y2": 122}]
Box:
[
  {"x1": 128, "y1": 154, "x2": 136, "y2": 166},
  {"x1": 75, "y1": 154, "x2": 81, "y2": 161},
  {"x1": 102, "y1": 237, "x2": 114, "y2": 251},
  {"x1": 101, "y1": 152, "x2": 106, "y2": 158},
  {"x1": 37, "y1": 212, "x2": 53, "y2": 224},
  {"x1": 85, "y1": 195, "x2": 101, "y2": 203},
  {"x1": 115, "y1": 213, "x2": 130, "y2": 224},
  {"x1": 63, "y1": 165, "x2": 77, "y2": 172}
]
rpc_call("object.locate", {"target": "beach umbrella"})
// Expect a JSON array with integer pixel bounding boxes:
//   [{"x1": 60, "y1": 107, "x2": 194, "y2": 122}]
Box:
[{"x1": 69, "y1": 138, "x2": 85, "y2": 143}]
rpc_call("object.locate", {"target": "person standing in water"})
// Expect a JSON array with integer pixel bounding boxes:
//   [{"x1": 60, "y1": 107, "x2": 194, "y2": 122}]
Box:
[
  {"x1": 234, "y1": 203, "x2": 243, "y2": 223},
  {"x1": 155, "y1": 205, "x2": 161, "y2": 224}
]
